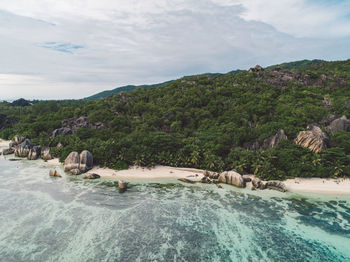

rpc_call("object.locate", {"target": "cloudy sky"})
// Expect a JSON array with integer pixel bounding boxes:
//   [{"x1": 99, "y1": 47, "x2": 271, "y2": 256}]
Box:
[{"x1": 0, "y1": 0, "x2": 350, "y2": 100}]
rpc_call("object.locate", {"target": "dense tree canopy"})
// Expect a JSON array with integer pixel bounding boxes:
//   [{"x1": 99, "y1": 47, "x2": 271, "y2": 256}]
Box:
[{"x1": 1, "y1": 59, "x2": 350, "y2": 179}]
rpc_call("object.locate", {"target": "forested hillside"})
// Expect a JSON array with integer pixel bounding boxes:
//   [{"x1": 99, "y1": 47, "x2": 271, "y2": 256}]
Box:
[{"x1": 1, "y1": 59, "x2": 350, "y2": 180}]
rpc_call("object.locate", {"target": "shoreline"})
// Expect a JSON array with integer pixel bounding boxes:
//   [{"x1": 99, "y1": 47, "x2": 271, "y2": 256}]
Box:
[{"x1": 1, "y1": 139, "x2": 350, "y2": 195}]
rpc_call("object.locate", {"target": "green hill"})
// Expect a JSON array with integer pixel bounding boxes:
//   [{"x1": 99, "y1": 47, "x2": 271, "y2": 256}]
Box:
[{"x1": 1, "y1": 59, "x2": 350, "y2": 180}]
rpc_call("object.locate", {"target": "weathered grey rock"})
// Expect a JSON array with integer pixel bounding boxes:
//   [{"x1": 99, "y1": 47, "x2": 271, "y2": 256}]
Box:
[
  {"x1": 41, "y1": 147, "x2": 53, "y2": 161},
  {"x1": 320, "y1": 114, "x2": 337, "y2": 126},
  {"x1": 49, "y1": 169, "x2": 62, "y2": 177},
  {"x1": 64, "y1": 152, "x2": 80, "y2": 172},
  {"x1": 294, "y1": 125, "x2": 329, "y2": 153},
  {"x1": 242, "y1": 175, "x2": 252, "y2": 183},
  {"x1": 218, "y1": 171, "x2": 245, "y2": 188},
  {"x1": 79, "y1": 150, "x2": 93, "y2": 172},
  {"x1": 204, "y1": 170, "x2": 219, "y2": 179},
  {"x1": 327, "y1": 115, "x2": 350, "y2": 134},
  {"x1": 13, "y1": 136, "x2": 25, "y2": 145},
  {"x1": 2, "y1": 148, "x2": 15, "y2": 155},
  {"x1": 118, "y1": 180, "x2": 128, "y2": 189},
  {"x1": 84, "y1": 173, "x2": 100, "y2": 179},
  {"x1": 252, "y1": 177, "x2": 264, "y2": 189},
  {"x1": 70, "y1": 168, "x2": 81, "y2": 175},
  {"x1": 15, "y1": 139, "x2": 32, "y2": 157},
  {"x1": 27, "y1": 146, "x2": 41, "y2": 160},
  {"x1": 249, "y1": 65, "x2": 264, "y2": 73},
  {"x1": 200, "y1": 176, "x2": 212, "y2": 184},
  {"x1": 261, "y1": 130, "x2": 288, "y2": 150},
  {"x1": 51, "y1": 127, "x2": 73, "y2": 138},
  {"x1": 56, "y1": 142, "x2": 64, "y2": 148},
  {"x1": 265, "y1": 181, "x2": 286, "y2": 192}
]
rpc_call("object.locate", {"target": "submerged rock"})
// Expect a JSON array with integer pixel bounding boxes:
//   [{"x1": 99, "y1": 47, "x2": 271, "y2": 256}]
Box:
[
  {"x1": 118, "y1": 180, "x2": 128, "y2": 192},
  {"x1": 294, "y1": 125, "x2": 328, "y2": 153},
  {"x1": 218, "y1": 171, "x2": 245, "y2": 188},
  {"x1": 178, "y1": 178, "x2": 196, "y2": 184},
  {"x1": 84, "y1": 173, "x2": 100, "y2": 179},
  {"x1": 79, "y1": 150, "x2": 93, "y2": 172},
  {"x1": 70, "y1": 168, "x2": 81, "y2": 175},
  {"x1": 49, "y1": 169, "x2": 62, "y2": 177}
]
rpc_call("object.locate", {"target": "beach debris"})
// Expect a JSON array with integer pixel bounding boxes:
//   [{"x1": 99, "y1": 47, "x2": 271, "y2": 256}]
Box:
[
  {"x1": 84, "y1": 173, "x2": 100, "y2": 179},
  {"x1": 218, "y1": 171, "x2": 246, "y2": 188},
  {"x1": 178, "y1": 178, "x2": 196, "y2": 184},
  {"x1": 49, "y1": 169, "x2": 62, "y2": 177}
]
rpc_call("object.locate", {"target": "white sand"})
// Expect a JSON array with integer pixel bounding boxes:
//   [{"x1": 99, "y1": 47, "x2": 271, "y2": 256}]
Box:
[
  {"x1": 284, "y1": 177, "x2": 350, "y2": 195},
  {"x1": 0, "y1": 139, "x2": 10, "y2": 147},
  {"x1": 86, "y1": 165, "x2": 205, "y2": 181}
]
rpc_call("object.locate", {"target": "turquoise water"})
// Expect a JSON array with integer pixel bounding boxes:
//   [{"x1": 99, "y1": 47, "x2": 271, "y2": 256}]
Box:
[{"x1": 0, "y1": 155, "x2": 349, "y2": 262}]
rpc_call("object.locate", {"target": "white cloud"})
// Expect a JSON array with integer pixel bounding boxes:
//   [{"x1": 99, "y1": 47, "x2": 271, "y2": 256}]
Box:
[{"x1": 0, "y1": 0, "x2": 349, "y2": 100}]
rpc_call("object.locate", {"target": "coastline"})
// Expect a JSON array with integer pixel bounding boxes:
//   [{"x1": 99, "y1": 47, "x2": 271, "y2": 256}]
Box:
[{"x1": 1, "y1": 139, "x2": 350, "y2": 195}]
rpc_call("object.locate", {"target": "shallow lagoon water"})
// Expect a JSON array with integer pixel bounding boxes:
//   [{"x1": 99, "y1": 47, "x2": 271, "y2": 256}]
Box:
[{"x1": 0, "y1": 155, "x2": 349, "y2": 262}]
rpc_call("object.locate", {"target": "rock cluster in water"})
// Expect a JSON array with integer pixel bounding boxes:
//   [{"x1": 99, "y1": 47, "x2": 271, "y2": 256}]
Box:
[{"x1": 179, "y1": 170, "x2": 287, "y2": 192}]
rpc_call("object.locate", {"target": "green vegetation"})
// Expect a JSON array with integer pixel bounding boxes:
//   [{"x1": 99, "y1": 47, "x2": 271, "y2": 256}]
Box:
[{"x1": 1, "y1": 59, "x2": 350, "y2": 180}]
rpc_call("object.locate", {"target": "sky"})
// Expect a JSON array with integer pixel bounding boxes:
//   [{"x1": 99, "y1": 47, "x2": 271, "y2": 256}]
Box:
[{"x1": 0, "y1": 0, "x2": 350, "y2": 100}]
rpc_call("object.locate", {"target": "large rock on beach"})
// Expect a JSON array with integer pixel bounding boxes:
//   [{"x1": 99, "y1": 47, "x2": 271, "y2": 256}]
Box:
[
  {"x1": 27, "y1": 146, "x2": 41, "y2": 160},
  {"x1": 13, "y1": 136, "x2": 25, "y2": 145},
  {"x1": 64, "y1": 152, "x2": 80, "y2": 172},
  {"x1": 79, "y1": 150, "x2": 93, "y2": 172},
  {"x1": 218, "y1": 171, "x2": 245, "y2": 188},
  {"x1": 264, "y1": 181, "x2": 286, "y2": 192},
  {"x1": 15, "y1": 139, "x2": 32, "y2": 157},
  {"x1": 294, "y1": 125, "x2": 328, "y2": 153},
  {"x1": 2, "y1": 148, "x2": 15, "y2": 155},
  {"x1": 327, "y1": 115, "x2": 350, "y2": 134},
  {"x1": 41, "y1": 147, "x2": 53, "y2": 161}
]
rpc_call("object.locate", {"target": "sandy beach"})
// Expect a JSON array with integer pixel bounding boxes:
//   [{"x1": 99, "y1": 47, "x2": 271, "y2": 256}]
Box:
[
  {"x1": 1, "y1": 137, "x2": 350, "y2": 194},
  {"x1": 284, "y1": 177, "x2": 350, "y2": 195},
  {"x1": 0, "y1": 139, "x2": 10, "y2": 147}
]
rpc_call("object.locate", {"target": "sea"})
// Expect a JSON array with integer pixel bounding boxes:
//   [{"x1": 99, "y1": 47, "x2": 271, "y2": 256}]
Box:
[{"x1": 0, "y1": 152, "x2": 349, "y2": 262}]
